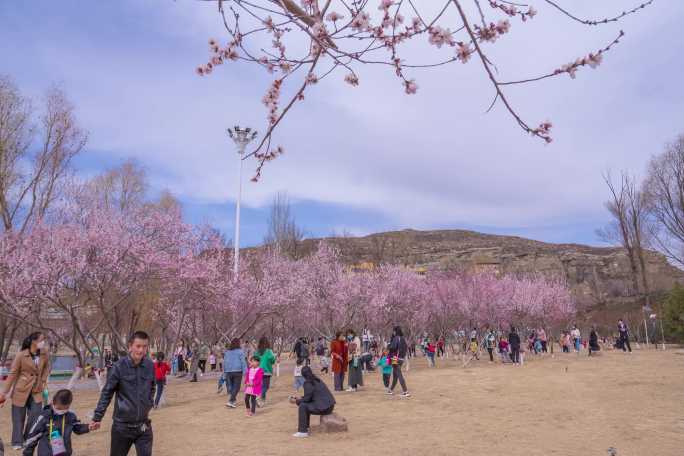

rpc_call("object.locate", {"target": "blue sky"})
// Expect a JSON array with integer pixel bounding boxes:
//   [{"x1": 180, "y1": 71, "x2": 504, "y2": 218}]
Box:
[{"x1": 2, "y1": 0, "x2": 682, "y2": 247}]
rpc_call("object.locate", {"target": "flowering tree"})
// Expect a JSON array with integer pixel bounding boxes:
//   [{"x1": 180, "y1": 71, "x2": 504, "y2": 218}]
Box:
[{"x1": 196, "y1": 0, "x2": 653, "y2": 180}]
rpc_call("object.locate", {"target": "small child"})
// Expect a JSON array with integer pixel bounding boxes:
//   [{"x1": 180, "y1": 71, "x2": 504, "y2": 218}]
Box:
[
  {"x1": 319, "y1": 348, "x2": 330, "y2": 374},
  {"x1": 293, "y1": 358, "x2": 305, "y2": 392},
  {"x1": 426, "y1": 341, "x2": 436, "y2": 367},
  {"x1": 377, "y1": 348, "x2": 393, "y2": 393},
  {"x1": 209, "y1": 352, "x2": 217, "y2": 372},
  {"x1": 498, "y1": 338, "x2": 510, "y2": 363},
  {"x1": 154, "y1": 352, "x2": 171, "y2": 408},
  {"x1": 469, "y1": 339, "x2": 479, "y2": 360},
  {"x1": 23, "y1": 389, "x2": 91, "y2": 456},
  {"x1": 244, "y1": 356, "x2": 263, "y2": 417}
]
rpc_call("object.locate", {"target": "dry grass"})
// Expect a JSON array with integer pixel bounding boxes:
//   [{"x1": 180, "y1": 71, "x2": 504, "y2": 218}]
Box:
[{"x1": 2, "y1": 349, "x2": 682, "y2": 456}]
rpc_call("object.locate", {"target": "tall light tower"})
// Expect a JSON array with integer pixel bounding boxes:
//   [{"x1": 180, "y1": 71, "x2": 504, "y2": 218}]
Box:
[{"x1": 227, "y1": 126, "x2": 258, "y2": 278}]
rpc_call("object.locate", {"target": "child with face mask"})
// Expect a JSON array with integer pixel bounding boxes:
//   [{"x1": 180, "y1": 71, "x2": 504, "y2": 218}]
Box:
[{"x1": 22, "y1": 389, "x2": 93, "y2": 456}]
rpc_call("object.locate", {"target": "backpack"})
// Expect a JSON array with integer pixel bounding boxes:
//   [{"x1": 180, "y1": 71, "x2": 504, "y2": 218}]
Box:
[{"x1": 300, "y1": 344, "x2": 310, "y2": 359}]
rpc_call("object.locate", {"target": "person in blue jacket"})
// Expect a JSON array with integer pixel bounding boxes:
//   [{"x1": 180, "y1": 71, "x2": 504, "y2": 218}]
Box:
[{"x1": 223, "y1": 338, "x2": 247, "y2": 408}]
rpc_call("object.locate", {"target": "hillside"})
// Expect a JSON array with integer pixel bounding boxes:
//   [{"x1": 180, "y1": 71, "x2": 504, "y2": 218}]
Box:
[{"x1": 297, "y1": 229, "x2": 684, "y2": 316}]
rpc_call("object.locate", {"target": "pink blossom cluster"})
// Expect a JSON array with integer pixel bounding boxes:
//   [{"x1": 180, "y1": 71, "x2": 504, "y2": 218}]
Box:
[
  {"x1": 488, "y1": 1, "x2": 537, "y2": 21},
  {"x1": 555, "y1": 52, "x2": 604, "y2": 79},
  {"x1": 262, "y1": 79, "x2": 282, "y2": 125},
  {"x1": 194, "y1": 0, "x2": 649, "y2": 180},
  {"x1": 196, "y1": 38, "x2": 239, "y2": 76},
  {"x1": 456, "y1": 42, "x2": 473, "y2": 63},
  {"x1": 474, "y1": 20, "x2": 511, "y2": 43},
  {"x1": 531, "y1": 121, "x2": 553, "y2": 143},
  {"x1": 428, "y1": 26, "x2": 455, "y2": 49}
]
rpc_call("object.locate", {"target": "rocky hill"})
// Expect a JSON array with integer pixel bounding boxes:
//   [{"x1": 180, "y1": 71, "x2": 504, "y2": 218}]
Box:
[{"x1": 298, "y1": 229, "x2": 684, "y2": 316}]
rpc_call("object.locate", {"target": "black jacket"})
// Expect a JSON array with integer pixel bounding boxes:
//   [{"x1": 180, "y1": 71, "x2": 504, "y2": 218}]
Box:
[
  {"x1": 298, "y1": 378, "x2": 335, "y2": 412},
  {"x1": 508, "y1": 332, "x2": 521, "y2": 348},
  {"x1": 388, "y1": 336, "x2": 408, "y2": 360},
  {"x1": 93, "y1": 356, "x2": 155, "y2": 424},
  {"x1": 23, "y1": 407, "x2": 89, "y2": 456}
]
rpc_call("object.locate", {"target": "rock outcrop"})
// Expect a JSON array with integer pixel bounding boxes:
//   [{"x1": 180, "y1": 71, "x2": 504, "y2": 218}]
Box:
[{"x1": 302, "y1": 229, "x2": 684, "y2": 314}]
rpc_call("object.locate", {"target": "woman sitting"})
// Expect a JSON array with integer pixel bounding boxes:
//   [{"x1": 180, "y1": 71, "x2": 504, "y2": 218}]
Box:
[{"x1": 292, "y1": 366, "x2": 336, "y2": 438}]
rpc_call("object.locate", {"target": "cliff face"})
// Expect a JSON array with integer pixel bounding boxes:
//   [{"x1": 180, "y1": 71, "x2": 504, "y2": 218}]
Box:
[{"x1": 302, "y1": 229, "x2": 684, "y2": 312}]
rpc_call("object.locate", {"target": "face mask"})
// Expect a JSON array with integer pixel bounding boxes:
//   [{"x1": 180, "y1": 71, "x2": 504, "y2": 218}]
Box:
[
  {"x1": 54, "y1": 408, "x2": 68, "y2": 416},
  {"x1": 36, "y1": 341, "x2": 46, "y2": 350}
]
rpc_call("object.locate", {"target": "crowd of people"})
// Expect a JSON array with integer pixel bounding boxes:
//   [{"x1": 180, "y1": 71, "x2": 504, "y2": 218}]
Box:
[{"x1": 0, "y1": 319, "x2": 640, "y2": 454}]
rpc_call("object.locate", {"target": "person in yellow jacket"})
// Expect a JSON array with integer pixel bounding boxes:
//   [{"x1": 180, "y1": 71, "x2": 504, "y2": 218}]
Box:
[{"x1": 0, "y1": 332, "x2": 50, "y2": 450}]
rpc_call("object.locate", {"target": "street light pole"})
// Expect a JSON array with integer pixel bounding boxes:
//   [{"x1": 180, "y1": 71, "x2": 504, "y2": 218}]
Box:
[{"x1": 227, "y1": 126, "x2": 258, "y2": 278}]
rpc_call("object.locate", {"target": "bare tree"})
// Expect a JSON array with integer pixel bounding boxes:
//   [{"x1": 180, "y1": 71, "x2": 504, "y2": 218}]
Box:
[
  {"x1": 0, "y1": 75, "x2": 87, "y2": 234},
  {"x1": 644, "y1": 135, "x2": 684, "y2": 268},
  {"x1": 597, "y1": 171, "x2": 651, "y2": 307},
  {"x1": 263, "y1": 191, "x2": 305, "y2": 258},
  {"x1": 89, "y1": 159, "x2": 147, "y2": 212}
]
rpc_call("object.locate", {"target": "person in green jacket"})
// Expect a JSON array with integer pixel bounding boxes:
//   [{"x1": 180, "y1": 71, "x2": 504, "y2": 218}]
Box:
[
  {"x1": 377, "y1": 346, "x2": 393, "y2": 394},
  {"x1": 256, "y1": 336, "x2": 276, "y2": 405}
]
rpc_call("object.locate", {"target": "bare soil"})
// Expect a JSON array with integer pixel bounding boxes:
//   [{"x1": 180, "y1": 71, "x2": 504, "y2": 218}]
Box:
[{"x1": 2, "y1": 349, "x2": 682, "y2": 456}]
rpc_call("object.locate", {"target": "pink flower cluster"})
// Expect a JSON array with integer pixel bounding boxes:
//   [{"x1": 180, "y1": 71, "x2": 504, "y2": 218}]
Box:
[
  {"x1": 344, "y1": 73, "x2": 359, "y2": 86},
  {"x1": 556, "y1": 52, "x2": 604, "y2": 79},
  {"x1": 456, "y1": 41, "x2": 473, "y2": 63},
  {"x1": 262, "y1": 79, "x2": 282, "y2": 125},
  {"x1": 428, "y1": 26, "x2": 455, "y2": 49},
  {"x1": 325, "y1": 11, "x2": 344, "y2": 22},
  {"x1": 196, "y1": 38, "x2": 239, "y2": 76},
  {"x1": 531, "y1": 121, "x2": 553, "y2": 143},
  {"x1": 350, "y1": 11, "x2": 372, "y2": 32},
  {"x1": 474, "y1": 19, "x2": 511, "y2": 43},
  {"x1": 488, "y1": 1, "x2": 537, "y2": 21}
]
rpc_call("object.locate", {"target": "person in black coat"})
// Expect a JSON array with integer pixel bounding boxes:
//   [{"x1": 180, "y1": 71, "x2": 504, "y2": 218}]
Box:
[
  {"x1": 292, "y1": 366, "x2": 336, "y2": 438},
  {"x1": 90, "y1": 331, "x2": 155, "y2": 456},
  {"x1": 588, "y1": 326, "x2": 600, "y2": 356},
  {"x1": 508, "y1": 326, "x2": 521, "y2": 364}
]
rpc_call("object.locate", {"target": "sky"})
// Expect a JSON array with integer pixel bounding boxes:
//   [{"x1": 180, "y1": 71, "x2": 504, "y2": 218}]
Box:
[{"x1": 1, "y1": 0, "x2": 682, "y2": 247}]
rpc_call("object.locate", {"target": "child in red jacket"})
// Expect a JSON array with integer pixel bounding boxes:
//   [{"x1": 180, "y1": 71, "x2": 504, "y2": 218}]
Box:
[{"x1": 154, "y1": 352, "x2": 171, "y2": 408}]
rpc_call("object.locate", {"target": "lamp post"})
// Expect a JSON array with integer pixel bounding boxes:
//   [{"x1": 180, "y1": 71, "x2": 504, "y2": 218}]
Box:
[{"x1": 227, "y1": 126, "x2": 258, "y2": 278}]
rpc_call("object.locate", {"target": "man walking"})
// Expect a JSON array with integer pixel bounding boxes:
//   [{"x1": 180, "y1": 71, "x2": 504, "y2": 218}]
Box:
[
  {"x1": 618, "y1": 319, "x2": 632, "y2": 353},
  {"x1": 90, "y1": 331, "x2": 155, "y2": 456}
]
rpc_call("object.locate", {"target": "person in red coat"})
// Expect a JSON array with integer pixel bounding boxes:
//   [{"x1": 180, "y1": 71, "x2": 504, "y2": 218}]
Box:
[{"x1": 330, "y1": 331, "x2": 348, "y2": 392}]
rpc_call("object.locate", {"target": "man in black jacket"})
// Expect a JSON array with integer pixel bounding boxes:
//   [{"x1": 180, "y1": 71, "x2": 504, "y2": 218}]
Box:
[
  {"x1": 508, "y1": 326, "x2": 521, "y2": 364},
  {"x1": 90, "y1": 331, "x2": 155, "y2": 456},
  {"x1": 292, "y1": 366, "x2": 336, "y2": 438}
]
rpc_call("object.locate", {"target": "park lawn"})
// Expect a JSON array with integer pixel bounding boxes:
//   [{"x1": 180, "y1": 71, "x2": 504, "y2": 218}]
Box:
[{"x1": 1, "y1": 349, "x2": 682, "y2": 456}]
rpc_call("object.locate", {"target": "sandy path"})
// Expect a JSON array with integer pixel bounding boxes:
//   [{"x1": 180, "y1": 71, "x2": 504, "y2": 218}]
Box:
[{"x1": 1, "y1": 349, "x2": 682, "y2": 455}]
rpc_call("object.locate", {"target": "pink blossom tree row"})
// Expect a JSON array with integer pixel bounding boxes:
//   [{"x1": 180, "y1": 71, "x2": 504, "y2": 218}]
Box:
[{"x1": 0, "y1": 197, "x2": 575, "y2": 363}]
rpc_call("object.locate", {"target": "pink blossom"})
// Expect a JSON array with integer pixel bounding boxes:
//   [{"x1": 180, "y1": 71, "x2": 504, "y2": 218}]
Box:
[
  {"x1": 378, "y1": 0, "x2": 394, "y2": 11},
  {"x1": 306, "y1": 72, "x2": 319, "y2": 84},
  {"x1": 344, "y1": 73, "x2": 359, "y2": 86},
  {"x1": 456, "y1": 42, "x2": 473, "y2": 63},
  {"x1": 311, "y1": 21, "x2": 328, "y2": 40},
  {"x1": 404, "y1": 79, "x2": 418, "y2": 94},
  {"x1": 223, "y1": 47, "x2": 239, "y2": 61},
  {"x1": 325, "y1": 11, "x2": 344, "y2": 22},
  {"x1": 428, "y1": 26, "x2": 455, "y2": 48},
  {"x1": 350, "y1": 11, "x2": 371, "y2": 32}
]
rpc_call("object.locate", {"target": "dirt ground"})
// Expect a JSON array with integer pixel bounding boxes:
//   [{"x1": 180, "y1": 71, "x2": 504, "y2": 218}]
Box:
[{"x1": 1, "y1": 349, "x2": 682, "y2": 456}]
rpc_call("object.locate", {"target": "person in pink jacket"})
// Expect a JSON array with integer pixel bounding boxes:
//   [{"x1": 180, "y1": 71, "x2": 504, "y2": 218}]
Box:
[{"x1": 244, "y1": 356, "x2": 264, "y2": 416}]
